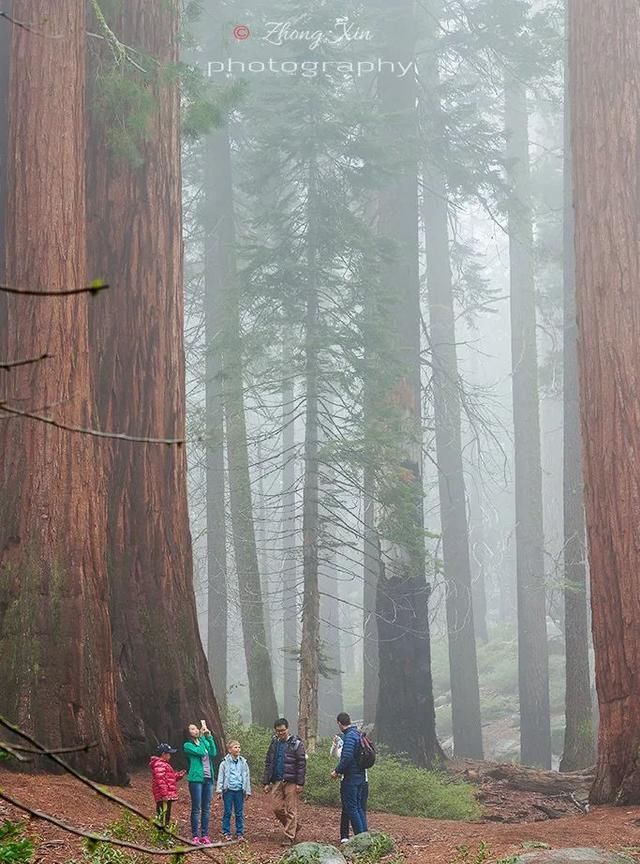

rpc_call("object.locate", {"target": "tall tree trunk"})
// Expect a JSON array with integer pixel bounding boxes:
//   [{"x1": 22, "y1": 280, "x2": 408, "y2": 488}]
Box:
[
  {"x1": 214, "y1": 122, "x2": 278, "y2": 730},
  {"x1": 0, "y1": 0, "x2": 126, "y2": 781},
  {"x1": 257, "y1": 439, "x2": 273, "y2": 659},
  {"x1": 375, "y1": 0, "x2": 443, "y2": 767},
  {"x1": 0, "y1": 0, "x2": 10, "y2": 286},
  {"x1": 86, "y1": 0, "x2": 222, "y2": 758},
  {"x1": 569, "y1": 0, "x2": 640, "y2": 802},
  {"x1": 505, "y1": 78, "x2": 552, "y2": 769},
  {"x1": 204, "y1": 122, "x2": 228, "y2": 710},
  {"x1": 468, "y1": 451, "x2": 489, "y2": 645},
  {"x1": 421, "y1": 3, "x2": 483, "y2": 759},
  {"x1": 559, "y1": 48, "x2": 594, "y2": 772},
  {"x1": 318, "y1": 461, "x2": 343, "y2": 735},
  {"x1": 362, "y1": 464, "x2": 380, "y2": 725},
  {"x1": 298, "y1": 183, "x2": 321, "y2": 750},
  {"x1": 282, "y1": 335, "x2": 298, "y2": 724}
]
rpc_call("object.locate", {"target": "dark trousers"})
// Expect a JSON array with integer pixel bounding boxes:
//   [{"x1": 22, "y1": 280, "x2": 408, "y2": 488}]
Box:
[
  {"x1": 189, "y1": 779, "x2": 214, "y2": 838},
  {"x1": 341, "y1": 778, "x2": 366, "y2": 836},
  {"x1": 156, "y1": 800, "x2": 173, "y2": 827},
  {"x1": 222, "y1": 789, "x2": 245, "y2": 836}
]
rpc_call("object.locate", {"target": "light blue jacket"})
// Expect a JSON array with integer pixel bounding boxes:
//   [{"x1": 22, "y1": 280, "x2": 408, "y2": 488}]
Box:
[{"x1": 216, "y1": 754, "x2": 252, "y2": 795}]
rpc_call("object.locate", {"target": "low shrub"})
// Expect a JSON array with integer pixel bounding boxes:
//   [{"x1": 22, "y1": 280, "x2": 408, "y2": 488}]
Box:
[
  {"x1": 0, "y1": 821, "x2": 34, "y2": 864},
  {"x1": 225, "y1": 710, "x2": 480, "y2": 821}
]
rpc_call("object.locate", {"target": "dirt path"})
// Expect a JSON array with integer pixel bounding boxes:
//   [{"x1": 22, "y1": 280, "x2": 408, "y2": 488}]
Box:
[{"x1": 2, "y1": 767, "x2": 640, "y2": 864}]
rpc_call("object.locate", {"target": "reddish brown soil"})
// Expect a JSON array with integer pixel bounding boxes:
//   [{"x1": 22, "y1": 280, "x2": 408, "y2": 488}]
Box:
[{"x1": 2, "y1": 766, "x2": 640, "y2": 864}]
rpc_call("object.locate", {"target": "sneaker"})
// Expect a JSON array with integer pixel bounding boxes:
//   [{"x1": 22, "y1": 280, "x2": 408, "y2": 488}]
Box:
[
  {"x1": 223, "y1": 835, "x2": 233, "y2": 842},
  {"x1": 341, "y1": 839, "x2": 350, "y2": 844},
  {"x1": 281, "y1": 839, "x2": 294, "y2": 847},
  {"x1": 237, "y1": 835, "x2": 247, "y2": 843},
  {"x1": 191, "y1": 838, "x2": 200, "y2": 845},
  {"x1": 201, "y1": 837, "x2": 211, "y2": 846}
]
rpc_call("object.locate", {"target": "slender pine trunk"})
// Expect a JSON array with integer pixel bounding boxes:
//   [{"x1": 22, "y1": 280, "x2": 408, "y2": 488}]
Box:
[
  {"x1": 204, "y1": 122, "x2": 229, "y2": 709},
  {"x1": 505, "y1": 77, "x2": 552, "y2": 769},
  {"x1": 282, "y1": 335, "x2": 299, "y2": 724},
  {"x1": 422, "y1": 2, "x2": 483, "y2": 758}
]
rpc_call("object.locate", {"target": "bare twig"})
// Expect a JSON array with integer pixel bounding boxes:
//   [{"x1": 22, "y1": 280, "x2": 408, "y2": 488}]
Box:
[
  {"x1": 0, "y1": 9, "x2": 63, "y2": 37},
  {"x1": 0, "y1": 281, "x2": 108, "y2": 297},
  {"x1": 0, "y1": 790, "x2": 225, "y2": 857},
  {"x1": 0, "y1": 353, "x2": 49, "y2": 371},
  {"x1": 0, "y1": 403, "x2": 184, "y2": 446},
  {"x1": 0, "y1": 741, "x2": 30, "y2": 762}
]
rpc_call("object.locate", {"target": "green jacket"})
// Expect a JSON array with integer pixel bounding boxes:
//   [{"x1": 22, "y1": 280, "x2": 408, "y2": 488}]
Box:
[{"x1": 183, "y1": 733, "x2": 218, "y2": 783}]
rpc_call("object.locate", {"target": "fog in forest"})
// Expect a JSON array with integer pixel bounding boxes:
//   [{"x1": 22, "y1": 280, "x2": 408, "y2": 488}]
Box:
[{"x1": 3, "y1": 0, "x2": 638, "y2": 828}]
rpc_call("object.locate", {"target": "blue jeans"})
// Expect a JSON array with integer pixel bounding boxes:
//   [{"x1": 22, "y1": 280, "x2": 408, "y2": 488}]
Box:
[
  {"x1": 189, "y1": 779, "x2": 214, "y2": 838},
  {"x1": 341, "y1": 779, "x2": 369, "y2": 838},
  {"x1": 222, "y1": 789, "x2": 245, "y2": 836},
  {"x1": 341, "y1": 777, "x2": 366, "y2": 835}
]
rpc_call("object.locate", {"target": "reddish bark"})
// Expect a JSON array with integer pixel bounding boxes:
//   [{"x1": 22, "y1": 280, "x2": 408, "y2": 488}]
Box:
[
  {"x1": 569, "y1": 0, "x2": 640, "y2": 803},
  {"x1": 86, "y1": 0, "x2": 222, "y2": 757},
  {"x1": 0, "y1": 0, "x2": 126, "y2": 781}
]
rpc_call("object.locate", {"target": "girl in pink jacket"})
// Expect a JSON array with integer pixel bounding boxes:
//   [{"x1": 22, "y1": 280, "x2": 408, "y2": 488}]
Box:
[{"x1": 149, "y1": 743, "x2": 185, "y2": 827}]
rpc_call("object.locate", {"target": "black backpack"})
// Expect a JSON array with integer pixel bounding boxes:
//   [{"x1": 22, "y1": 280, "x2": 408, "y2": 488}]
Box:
[{"x1": 356, "y1": 731, "x2": 376, "y2": 769}]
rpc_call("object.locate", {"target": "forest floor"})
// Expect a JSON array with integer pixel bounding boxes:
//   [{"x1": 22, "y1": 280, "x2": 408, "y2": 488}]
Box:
[{"x1": 2, "y1": 766, "x2": 640, "y2": 864}]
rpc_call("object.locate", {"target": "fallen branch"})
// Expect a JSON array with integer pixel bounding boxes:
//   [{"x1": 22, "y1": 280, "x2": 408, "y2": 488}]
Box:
[
  {"x1": 0, "y1": 716, "x2": 230, "y2": 859},
  {"x1": 0, "y1": 789, "x2": 225, "y2": 857},
  {"x1": 0, "y1": 403, "x2": 184, "y2": 446},
  {"x1": 0, "y1": 742, "x2": 30, "y2": 763}
]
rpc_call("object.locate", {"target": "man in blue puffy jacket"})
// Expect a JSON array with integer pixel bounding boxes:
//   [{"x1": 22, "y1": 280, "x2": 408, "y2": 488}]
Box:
[{"x1": 330, "y1": 712, "x2": 367, "y2": 835}]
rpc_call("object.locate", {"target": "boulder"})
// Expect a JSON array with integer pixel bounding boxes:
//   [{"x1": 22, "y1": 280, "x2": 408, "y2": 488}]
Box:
[
  {"x1": 280, "y1": 841, "x2": 347, "y2": 864},
  {"x1": 342, "y1": 832, "x2": 395, "y2": 861},
  {"x1": 518, "y1": 849, "x2": 633, "y2": 864}
]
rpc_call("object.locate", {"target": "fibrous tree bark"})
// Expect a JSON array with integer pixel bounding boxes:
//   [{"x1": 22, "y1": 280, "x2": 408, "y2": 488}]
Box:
[
  {"x1": 86, "y1": 0, "x2": 222, "y2": 757},
  {"x1": 559, "y1": 49, "x2": 593, "y2": 773},
  {"x1": 421, "y1": 0, "x2": 483, "y2": 759},
  {"x1": 569, "y1": 0, "x2": 640, "y2": 802},
  {"x1": 362, "y1": 463, "x2": 380, "y2": 725},
  {"x1": 505, "y1": 77, "x2": 552, "y2": 769},
  {"x1": 375, "y1": 0, "x2": 443, "y2": 767},
  {"x1": 0, "y1": 0, "x2": 10, "y2": 285},
  {"x1": 0, "y1": 0, "x2": 126, "y2": 781}
]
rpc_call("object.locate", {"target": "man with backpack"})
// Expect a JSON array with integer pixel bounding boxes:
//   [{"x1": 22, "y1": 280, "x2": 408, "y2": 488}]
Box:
[{"x1": 330, "y1": 712, "x2": 374, "y2": 837}]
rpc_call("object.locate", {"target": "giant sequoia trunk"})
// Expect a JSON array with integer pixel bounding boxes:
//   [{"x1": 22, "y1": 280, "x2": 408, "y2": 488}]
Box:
[
  {"x1": 421, "y1": 3, "x2": 483, "y2": 759},
  {"x1": 0, "y1": 0, "x2": 126, "y2": 781},
  {"x1": 208, "y1": 111, "x2": 278, "y2": 730},
  {"x1": 375, "y1": 0, "x2": 442, "y2": 767},
  {"x1": 0, "y1": 0, "x2": 9, "y2": 285},
  {"x1": 504, "y1": 78, "x2": 552, "y2": 769},
  {"x1": 86, "y1": 0, "x2": 221, "y2": 757},
  {"x1": 559, "y1": 59, "x2": 593, "y2": 773},
  {"x1": 569, "y1": 0, "x2": 640, "y2": 802}
]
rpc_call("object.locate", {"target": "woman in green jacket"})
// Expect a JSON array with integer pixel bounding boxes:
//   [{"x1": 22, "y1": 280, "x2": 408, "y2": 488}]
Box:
[{"x1": 184, "y1": 720, "x2": 218, "y2": 845}]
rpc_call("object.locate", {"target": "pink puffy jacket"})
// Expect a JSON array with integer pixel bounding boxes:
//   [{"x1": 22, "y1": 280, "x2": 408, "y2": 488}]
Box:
[{"x1": 149, "y1": 756, "x2": 185, "y2": 802}]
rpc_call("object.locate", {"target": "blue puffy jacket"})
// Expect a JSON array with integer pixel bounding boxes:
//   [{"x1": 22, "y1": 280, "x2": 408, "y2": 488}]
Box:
[{"x1": 335, "y1": 725, "x2": 365, "y2": 781}]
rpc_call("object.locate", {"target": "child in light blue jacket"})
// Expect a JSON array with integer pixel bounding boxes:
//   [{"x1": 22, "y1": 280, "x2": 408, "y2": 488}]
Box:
[{"x1": 216, "y1": 741, "x2": 251, "y2": 841}]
